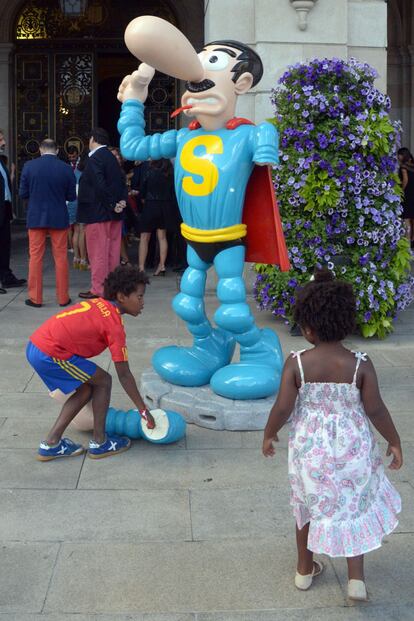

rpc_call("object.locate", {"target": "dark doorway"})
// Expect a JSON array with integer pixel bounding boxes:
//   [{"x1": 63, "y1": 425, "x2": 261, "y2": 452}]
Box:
[
  {"x1": 97, "y1": 52, "x2": 179, "y2": 148},
  {"x1": 97, "y1": 53, "x2": 138, "y2": 146}
]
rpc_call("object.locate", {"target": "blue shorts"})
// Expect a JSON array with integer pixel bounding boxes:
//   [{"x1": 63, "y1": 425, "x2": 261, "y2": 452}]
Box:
[{"x1": 26, "y1": 341, "x2": 97, "y2": 394}]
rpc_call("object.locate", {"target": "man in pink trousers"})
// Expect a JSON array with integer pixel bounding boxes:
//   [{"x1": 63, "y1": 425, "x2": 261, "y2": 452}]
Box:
[{"x1": 77, "y1": 128, "x2": 127, "y2": 299}]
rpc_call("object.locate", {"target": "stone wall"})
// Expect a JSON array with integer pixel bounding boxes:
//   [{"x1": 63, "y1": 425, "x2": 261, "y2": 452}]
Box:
[{"x1": 205, "y1": 0, "x2": 387, "y2": 123}]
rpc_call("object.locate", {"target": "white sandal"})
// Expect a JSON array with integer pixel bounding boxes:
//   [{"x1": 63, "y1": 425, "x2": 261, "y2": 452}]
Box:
[
  {"x1": 294, "y1": 560, "x2": 324, "y2": 590},
  {"x1": 348, "y1": 579, "x2": 368, "y2": 601}
]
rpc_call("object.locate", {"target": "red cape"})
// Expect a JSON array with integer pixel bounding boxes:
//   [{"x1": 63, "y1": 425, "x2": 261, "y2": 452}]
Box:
[{"x1": 189, "y1": 117, "x2": 290, "y2": 269}]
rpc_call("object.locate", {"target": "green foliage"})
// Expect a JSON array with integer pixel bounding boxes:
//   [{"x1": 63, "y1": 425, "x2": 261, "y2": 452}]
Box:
[{"x1": 253, "y1": 58, "x2": 414, "y2": 338}]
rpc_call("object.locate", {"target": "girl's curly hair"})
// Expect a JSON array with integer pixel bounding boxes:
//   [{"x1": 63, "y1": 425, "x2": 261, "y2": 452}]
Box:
[
  {"x1": 293, "y1": 269, "x2": 356, "y2": 341},
  {"x1": 103, "y1": 265, "x2": 149, "y2": 300}
]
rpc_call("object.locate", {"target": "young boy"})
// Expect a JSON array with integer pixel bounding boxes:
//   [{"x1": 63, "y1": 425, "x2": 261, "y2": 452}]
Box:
[{"x1": 26, "y1": 265, "x2": 155, "y2": 460}]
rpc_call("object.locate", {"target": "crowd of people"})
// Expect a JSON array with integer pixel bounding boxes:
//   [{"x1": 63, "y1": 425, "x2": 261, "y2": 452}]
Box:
[{"x1": 0, "y1": 127, "x2": 186, "y2": 307}]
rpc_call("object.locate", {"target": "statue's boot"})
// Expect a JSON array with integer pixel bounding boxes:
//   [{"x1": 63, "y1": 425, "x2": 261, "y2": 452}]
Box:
[
  {"x1": 152, "y1": 327, "x2": 236, "y2": 387},
  {"x1": 210, "y1": 328, "x2": 283, "y2": 399}
]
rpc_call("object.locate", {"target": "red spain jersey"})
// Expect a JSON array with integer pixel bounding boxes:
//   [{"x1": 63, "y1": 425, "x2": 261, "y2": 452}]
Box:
[{"x1": 30, "y1": 298, "x2": 128, "y2": 362}]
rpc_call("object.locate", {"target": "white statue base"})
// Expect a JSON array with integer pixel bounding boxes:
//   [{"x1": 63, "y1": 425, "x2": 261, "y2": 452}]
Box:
[{"x1": 140, "y1": 368, "x2": 275, "y2": 431}]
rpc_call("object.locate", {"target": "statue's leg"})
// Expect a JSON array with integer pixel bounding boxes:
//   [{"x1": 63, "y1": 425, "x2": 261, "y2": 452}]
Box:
[
  {"x1": 152, "y1": 245, "x2": 235, "y2": 386},
  {"x1": 210, "y1": 245, "x2": 283, "y2": 399}
]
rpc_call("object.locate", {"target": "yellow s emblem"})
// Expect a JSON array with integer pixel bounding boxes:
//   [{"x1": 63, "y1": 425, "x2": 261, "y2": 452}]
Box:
[{"x1": 180, "y1": 135, "x2": 223, "y2": 197}]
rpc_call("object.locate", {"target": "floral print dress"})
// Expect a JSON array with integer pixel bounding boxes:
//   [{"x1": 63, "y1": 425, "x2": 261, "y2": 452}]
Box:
[{"x1": 288, "y1": 350, "x2": 401, "y2": 557}]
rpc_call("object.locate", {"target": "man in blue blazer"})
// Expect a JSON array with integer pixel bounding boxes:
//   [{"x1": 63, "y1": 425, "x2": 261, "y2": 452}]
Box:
[{"x1": 19, "y1": 138, "x2": 76, "y2": 307}]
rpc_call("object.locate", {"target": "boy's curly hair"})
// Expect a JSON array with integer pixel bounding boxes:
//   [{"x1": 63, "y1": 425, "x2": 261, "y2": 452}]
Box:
[
  {"x1": 103, "y1": 265, "x2": 149, "y2": 300},
  {"x1": 293, "y1": 269, "x2": 356, "y2": 342}
]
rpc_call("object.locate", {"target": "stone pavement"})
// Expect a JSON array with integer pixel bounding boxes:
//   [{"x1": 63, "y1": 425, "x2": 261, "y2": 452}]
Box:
[{"x1": 0, "y1": 227, "x2": 413, "y2": 620}]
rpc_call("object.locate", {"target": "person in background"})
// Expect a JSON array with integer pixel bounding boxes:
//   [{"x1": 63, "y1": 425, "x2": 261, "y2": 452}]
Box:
[
  {"x1": 77, "y1": 128, "x2": 127, "y2": 299},
  {"x1": 0, "y1": 129, "x2": 27, "y2": 294},
  {"x1": 109, "y1": 146, "x2": 130, "y2": 266},
  {"x1": 138, "y1": 158, "x2": 175, "y2": 276},
  {"x1": 73, "y1": 151, "x2": 90, "y2": 271},
  {"x1": 19, "y1": 138, "x2": 76, "y2": 308},
  {"x1": 66, "y1": 146, "x2": 81, "y2": 262},
  {"x1": 397, "y1": 147, "x2": 414, "y2": 248}
]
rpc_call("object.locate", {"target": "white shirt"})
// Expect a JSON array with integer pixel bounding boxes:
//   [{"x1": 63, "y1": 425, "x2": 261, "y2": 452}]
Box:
[{"x1": 88, "y1": 145, "x2": 106, "y2": 157}]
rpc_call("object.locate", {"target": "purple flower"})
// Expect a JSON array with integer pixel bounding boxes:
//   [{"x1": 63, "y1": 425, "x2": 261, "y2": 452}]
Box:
[{"x1": 317, "y1": 133, "x2": 329, "y2": 149}]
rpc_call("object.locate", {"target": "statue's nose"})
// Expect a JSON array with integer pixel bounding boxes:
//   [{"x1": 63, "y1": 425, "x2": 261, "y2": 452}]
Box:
[{"x1": 124, "y1": 16, "x2": 205, "y2": 82}]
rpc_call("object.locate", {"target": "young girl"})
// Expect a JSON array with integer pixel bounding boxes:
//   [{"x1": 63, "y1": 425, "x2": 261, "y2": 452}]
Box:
[{"x1": 262, "y1": 270, "x2": 402, "y2": 601}]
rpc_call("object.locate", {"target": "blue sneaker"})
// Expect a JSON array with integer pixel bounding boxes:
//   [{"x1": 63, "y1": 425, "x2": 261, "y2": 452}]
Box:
[
  {"x1": 37, "y1": 437, "x2": 85, "y2": 461},
  {"x1": 87, "y1": 435, "x2": 131, "y2": 459}
]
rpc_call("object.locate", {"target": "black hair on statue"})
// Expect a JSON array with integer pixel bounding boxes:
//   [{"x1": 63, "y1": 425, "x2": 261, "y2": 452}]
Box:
[
  {"x1": 206, "y1": 39, "x2": 263, "y2": 87},
  {"x1": 293, "y1": 268, "x2": 356, "y2": 342},
  {"x1": 103, "y1": 265, "x2": 149, "y2": 300}
]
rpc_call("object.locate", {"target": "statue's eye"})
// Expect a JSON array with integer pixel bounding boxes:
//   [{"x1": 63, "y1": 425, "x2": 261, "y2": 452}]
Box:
[{"x1": 198, "y1": 50, "x2": 230, "y2": 71}]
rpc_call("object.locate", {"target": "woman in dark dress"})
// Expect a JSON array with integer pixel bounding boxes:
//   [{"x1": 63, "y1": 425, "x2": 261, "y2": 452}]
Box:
[
  {"x1": 138, "y1": 158, "x2": 175, "y2": 275},
  {"x1": 398, "y1": 147, "x2": 414, "y2": 246}
]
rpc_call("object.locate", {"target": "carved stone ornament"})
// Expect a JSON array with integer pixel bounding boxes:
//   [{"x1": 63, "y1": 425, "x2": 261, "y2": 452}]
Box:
[{"x1": 289, "y1": 0, "x2": 318, "y2": 31}]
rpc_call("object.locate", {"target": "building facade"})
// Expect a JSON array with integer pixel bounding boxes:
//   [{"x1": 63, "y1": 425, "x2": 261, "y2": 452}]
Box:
[{"x1": 0, "y1": 0, "x2": 409, "y2": 216}]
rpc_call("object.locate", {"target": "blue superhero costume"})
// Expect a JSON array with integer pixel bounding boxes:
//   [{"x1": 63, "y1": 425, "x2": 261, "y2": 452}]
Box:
[{"x1": 118, "y1": 99, "x2": 284, "y2": 399}]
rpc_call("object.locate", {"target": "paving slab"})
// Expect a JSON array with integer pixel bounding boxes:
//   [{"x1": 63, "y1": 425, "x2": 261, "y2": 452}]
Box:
[
  {"x1": 0, "y1": 542, "x2": 59, "y2": 613},
  {"x1": 186, "y1": 426, "x2": 243, "y2": 450},
  {"x1": 196, "y1": 604, "x2": 414, "y2": 620},
  {"x1": 375, "y1": 388, "x2": 414, "y2": 412},
  {"x1": 0, "y1": 448, "x2": 84, "y2": 489},
  {"x1": 375, "y1": 366, "x2": 414, "y2": 388},
  {"x1": 0, "y1": 489, "x2": 191, "y2": 543},
  {"x1": 331, "y1": 533, "x2": 414, "y2": 605},
  {"x1": 78, "y1": 447, "x2": 284, "y2": 490},
  {"x1": 0, "y1": 393, "x2": 61, "y2": 418},
  {"x1": 382, "y1": 411, "x2": 414, "y2": 443},
  {"x1": 0, "y1": 615, "x2": 195, "y2": 621},
  {"x1": 241, "y1": 426, "x2": 289, "y2": 449},
  {"x1": 392, "y1": 481, "x2": 414, "y2": 533},
  {"x1": 190, "y1": 485, "x2": 292, "y2": 540},
  {"x1": 0, "y1": 353, "x2": 34, "y2": 393},
  {"x1": 382, "y1": 442, "x2": 414, "y2": 485},
  {"x1": 43, "y1": 539, "x2": 345, "y2": 614},
  {"x1": 0, "y1": 416, "x2": 90, "y2": 448}
]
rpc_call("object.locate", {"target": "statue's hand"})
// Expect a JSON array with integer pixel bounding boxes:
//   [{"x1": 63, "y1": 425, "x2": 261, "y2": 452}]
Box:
[{"x1": 117, "y1": 63, "x2": 155, "y2": 104}]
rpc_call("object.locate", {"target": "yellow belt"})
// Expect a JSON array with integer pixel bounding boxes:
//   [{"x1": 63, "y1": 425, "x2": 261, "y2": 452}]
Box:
[{"x1": 181, "y1": 222, "x2": 247, "y2": 243}]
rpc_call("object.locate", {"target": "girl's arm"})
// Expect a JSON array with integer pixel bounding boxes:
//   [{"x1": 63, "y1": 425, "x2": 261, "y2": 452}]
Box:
[
  {"x1": 262, "y1": 355, "x2": 298, "y2": 457},
  {"x1": 360, "y1": 358, "x2": 403, "y2": 469}
]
